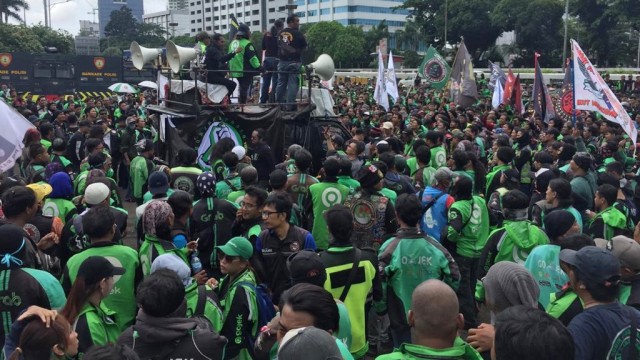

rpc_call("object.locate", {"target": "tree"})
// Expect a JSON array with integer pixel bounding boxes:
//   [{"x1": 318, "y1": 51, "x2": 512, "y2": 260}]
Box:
[
  {"x1": 104, "y1": 6, "x2": 138, "y2": 40},
  {"x1": 304, "y1": 21, "x2": 345, "y2": 63},
  {"x1": 436, "y1": 0, "x2": 502, "y2": 57},
  {"x1": 170, "y1": 34, "x2": 194, "y2": 47},
  {"x1": 402, "y1": 49, "x2": 422, "y2": 68},
  {"x1": 395, "y1": 20, "x2": 422, "y2": 52},
  {"x1": 364, "y1": 20, "x2": 390, "y2": 53},
  {"x1": 250, "y1": 31, "x2": 263, "y2": 55},
  {"x1": 491, "y1": 0, "x2": 563, "y2": 66},
  {"x1": 101, "y1": 46, "x2": 122, "y2": 56},
  {"x1": 137, "y1": 22, "x2": 166, "y2": 48},
  {"x1": 331, "y1": 27, "x2": 367, "y2": 68},
  {"x1": 0, "y1": 0, "x2": 29, "y2": 24},
  {"x1": 30, "y1": 25, "x2": 74, "y2": 54}
]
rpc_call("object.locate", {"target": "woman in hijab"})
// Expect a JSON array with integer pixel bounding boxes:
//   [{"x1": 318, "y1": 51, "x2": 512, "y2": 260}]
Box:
[{"x1": 43, "y1": 172, "x2": 77, "y2": 224}]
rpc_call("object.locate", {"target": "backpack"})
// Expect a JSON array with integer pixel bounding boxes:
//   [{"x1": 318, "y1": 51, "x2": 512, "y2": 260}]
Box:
[{"x1": 237, "y1": 282, "x2": 276, "y2": 330}]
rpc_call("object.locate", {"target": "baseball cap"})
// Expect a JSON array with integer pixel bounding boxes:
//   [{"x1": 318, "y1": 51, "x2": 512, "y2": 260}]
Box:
[
  {"x1": 216, "y1": 236, "x2": 253, "y2": 260},
  {"x1": 126, "y1": 116, "x2": 137, "y2": 124},
  {"x1": 136, "y1": 139, "x2": 154, "y2": 153},
  {"x1": 595, "y1": 236, "x2": 640, "y2": 271},
  {"x1": 232, "y1": 145, "x2": 246, "y2": 160},
  {"x1": 382, "y1": 122, "x2": 393, "y2": 130},
  {"x1": 26, "y1": 183, "x2": 52, "y2": 203},
  {"x1": 330, "y1": 134, "x2": 344, "y2": 147},
  {"x1": 560, "y1": 246, "x2": 621, "y2": 286},
  {"x1": 278, "y1": 327, "x2": 342, "y2": 360},
  {"x1": 287, "y1": 250, "x2": 326, "y2": 286},
  {"x1": 151, "y1": 253, "x2": 193, "y2": 287},
  {"x1": 27, "y1": 115, "x2": 39, "y2": 124},
  {"x1": 78, "y1": 256, "x2": 125, "y2": 287},
  {"x1": 434, "y1": 168, "x2": 455, "y2": 183},
  {"x1": 148, "y1": 171, "x2": 169, "y2": 196},
  {"x1": 84, "y1": 182, "x2": 111, "y2": 205}
]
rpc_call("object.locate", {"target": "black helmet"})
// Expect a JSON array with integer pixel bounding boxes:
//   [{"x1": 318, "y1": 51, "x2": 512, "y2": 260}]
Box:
[{"x1": 236, "y1": 24, "x2": 250, "y2": 38}]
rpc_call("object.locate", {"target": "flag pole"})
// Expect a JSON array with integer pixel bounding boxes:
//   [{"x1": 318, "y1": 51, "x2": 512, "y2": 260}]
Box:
[
  {"x1": 447, "y1": 38, "x2": 462, "y2": 103},
  {"x1": 570, "y1": 44, "x2": 576, "y2": 125}
]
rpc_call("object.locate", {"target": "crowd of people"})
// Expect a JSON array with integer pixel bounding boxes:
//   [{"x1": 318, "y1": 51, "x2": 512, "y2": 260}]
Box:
[{"x1": 2, "y1": 33, "x2": 640, "y2": 359}]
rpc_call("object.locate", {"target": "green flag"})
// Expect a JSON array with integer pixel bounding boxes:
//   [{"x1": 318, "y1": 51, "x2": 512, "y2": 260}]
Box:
[{"x1": 418, "y1": 45, "x2": 451, "y2": 90}]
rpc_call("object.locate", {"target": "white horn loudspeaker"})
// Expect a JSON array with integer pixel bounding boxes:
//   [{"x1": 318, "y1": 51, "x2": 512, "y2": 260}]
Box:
[
  {"x1": 308, "y1": 54, "x2": 335, "y2": 81},
  {"x1": 130, "y1": 41, "x2": 161, "y2": 70},
  {"x1": 166, "y1": 40, "x2": 198, "y2": 74}
]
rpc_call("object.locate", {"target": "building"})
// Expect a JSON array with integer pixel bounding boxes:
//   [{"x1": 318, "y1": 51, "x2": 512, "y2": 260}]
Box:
[
  {"x1": 293, "y1": 0, "x2": 409, "y2": 32},
  {"x1": 188, "y1": 0, "x2": 277, "y2": 36},
  {"x1": 98, "y1": 0, "x2": 144, "y2": 37},
  {"x1": 187, "y1": 0, "x2": 407, "y2": 37},
  {"x1": 75, "y1": 36, "x2": 101, "y2": 55},
  {"x1": 169, "y1": 0, "x2": 189, "y2": 11},
  {"x1": 79, "y1": 20, "x2": 100, "y2": 37},
  {"x1": 143, "y1": 9, "x2": 191, "y2": 38}
]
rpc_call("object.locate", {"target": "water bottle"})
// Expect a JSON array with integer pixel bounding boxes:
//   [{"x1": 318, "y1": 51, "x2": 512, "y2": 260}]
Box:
[{"x1": 191, "y1": 251, "x2": 203, "y2": 274}]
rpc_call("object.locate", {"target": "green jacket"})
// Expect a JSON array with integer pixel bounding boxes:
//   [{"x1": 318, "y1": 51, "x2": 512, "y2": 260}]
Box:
[
  {"x1": 378, "y1": 228, "x2": 460, "y2": 328},
  {"x1": 587, "y1": 206, "x2": 627, "y2": 240},
  {"x1": 216, "y1": 269, "x2": 259, "y2": 360},
  {"x1": 337, "y1": 176, "x2": 361, "y2": 196},
  {"x1": 75, "y1": 301, "x2": 121, "y2": 357},
  {"x1": 130, "y1": 155, "x2": 153, "y2": 200},
  {"x1": 185, "y1": 282, "x2": 224, "y2": 332},
  {"x1": 228, "y1": 38, "x2": 261, "y2": 78},
  {"x1": 139, "y1": 234, "x2": 190, "y2": 277},
  {"x1": 215, "y1": 174, "x2": 242, "y2": 200},
  {"x1": 485, "y1": 164, "x2": 510, "y2": 198},
  {"x1": 430, "y1": 146, "x2": 447, "y2": 169},
  {"x1": 447, "y1": 196, "x2": 490, "y2": 258},
  {"x1": 62, "y1": 243, "x2": 141, "y2": 329},
  {"x1": 308, "y1": 182, "x2": 349, "y2": 250},
  {"x1": 376, "y1": 338, "x2": 482, "y2": 360},
  {"x1": 42, "y1": 198, "x2": 77, "y2": 224}
]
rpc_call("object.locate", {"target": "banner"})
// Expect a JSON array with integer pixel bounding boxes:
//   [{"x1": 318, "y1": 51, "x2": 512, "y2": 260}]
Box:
[
  {"x1": 419, "y1": 45, "x2": 450, "y2": 90},
  {"x1": 492, "y1": 78, "x2": 504, "y2": 110},
  {"x1": 228, "y1": 14, "x2": 240, "y2": 43},
  {"x1": 449, "y1": 40, "x2": 478, "y2": 108},
  {"x1": 488, "y1": 61, "x2": 506, "y2": 91},
  {"x1": 532, "y1": 53, "x2": 556, "y2": 122},
  {"x1": 373, "y1": 50, "x2": 389, "y2": 111},
  {"x1": 157, "y1": 72, "x2": 169, "y2": 104},
  {"x1": 0, "y1": 99, "x2": 35, "y2": 173},
  {"x1": 386, "y1": 51, "x2": 399, "y2": 102},
  {"x1": 502, "y1": 68, "x2": 516, "y2": 105},
  {"x1": 514, "y1": 74, "x2": 524, "y2": 115},
  {"x1": 572, "y1": 39, "x2": 636, "y2": 143}
]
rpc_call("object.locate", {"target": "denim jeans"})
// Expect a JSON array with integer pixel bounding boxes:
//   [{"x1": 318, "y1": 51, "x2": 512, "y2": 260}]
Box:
[
  {"x1": 455, "y1": 255, "x2": 480, "y2": 329},
  {"x1": 276, "y1": 60, "x2": 301, "y2": 110},
  {"x1": 260, "y1": 57, "x2": 279, "y2": 103}
]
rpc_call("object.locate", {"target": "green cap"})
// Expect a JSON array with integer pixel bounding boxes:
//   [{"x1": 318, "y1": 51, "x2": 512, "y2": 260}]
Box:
[{"x1": 216, "y1": 236, "x2": 253, "y2": 259}]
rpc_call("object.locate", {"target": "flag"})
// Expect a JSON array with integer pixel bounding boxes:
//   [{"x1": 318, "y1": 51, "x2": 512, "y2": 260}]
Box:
[
  {"x1": 419, "y1": 45, "x2": 450, "y2": 90},
  {"x1": 386, "y1": 51, "x2": 399, "y2": 102},
  {"x1": 532, "y1": 53, "x2": 556, "y2": 122},
  {"x1": 449, "y1": 40, "x2": 478, "y2": 108},
  {"x1": 488, "y1": 61, "x2": 506, "y2": 91},
  {"x1": 555, "y1": 59, "x2": 577, "y2": 122},
  {"x1": 228, "y1": 14, "x2": 240, "y2": 43},
  {"x1": 0, "y1": 100, "x2": 35, "y2": 173},
  {"x1": 502, "y1": 68, "x2": 516, "y2": 105},
  {"x1": 492, "y1": 78, "x2": 504, "y2": 110},
  {"x1": 572, "y1": 39, "x2": 636, "y2": 143},
  {"x1": 157, "y1": 72, "x2": 169, "y2": 104},
  {"x1": 514, "y1": 74, "x2": 524, "y2": 115},
  {"x1": 374, "y1": 50, "x2": 389, "y2": 111}
]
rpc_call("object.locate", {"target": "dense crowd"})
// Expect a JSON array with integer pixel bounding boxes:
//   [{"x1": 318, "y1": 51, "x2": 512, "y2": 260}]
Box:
[{"x1": 1, "y1": 61, "x2": 640, "y2": 360}]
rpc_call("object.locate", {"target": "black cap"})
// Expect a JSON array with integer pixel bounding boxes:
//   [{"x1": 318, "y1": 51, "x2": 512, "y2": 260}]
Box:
[
  {"x1": 560, "y1": 246, "x2": 620, "y2": 286},
  {"x1": 148, "y1": 171, "x2": 169, "y2": 195},
  {"x1": 78, "y1": 256, "x2": 126, "y2": 287},
  {"x1": 287, "y1": 250, "x2": 326, "y2": 286}
]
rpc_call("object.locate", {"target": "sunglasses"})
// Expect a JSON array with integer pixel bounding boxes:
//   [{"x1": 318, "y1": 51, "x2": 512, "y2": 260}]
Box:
[{"x1": 218, "y1": 253, "x2": 239, "y2": 262}]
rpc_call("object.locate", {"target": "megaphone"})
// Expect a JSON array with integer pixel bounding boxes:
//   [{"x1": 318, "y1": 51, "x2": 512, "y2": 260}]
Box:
[
  {"x1": 308, "y1": 54, "x2": 335, "y2": 81},
  {"x1": 130, "y1": 41, "x2": 161, "y2": 70},
  {"x1": 166, "y1": 40, "x2": 198, "y2": 74}
]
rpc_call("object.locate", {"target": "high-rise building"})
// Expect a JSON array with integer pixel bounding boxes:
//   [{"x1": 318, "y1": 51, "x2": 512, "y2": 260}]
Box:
[
  {"x1": 79, "y1": 20, "x2": 100, "y2": 37},
  {"x1": 293, "y1": 0, "x2": 409, "y2": 32},
  {"x1": 169, "y1": 0, "x2": 189, "y2": 11},
  {"x1": 98, "y1": 0, "x2": 144, "y2": 37},
  {"x1": 187, "y1": 0, "x2": 408, "y2": 37}
]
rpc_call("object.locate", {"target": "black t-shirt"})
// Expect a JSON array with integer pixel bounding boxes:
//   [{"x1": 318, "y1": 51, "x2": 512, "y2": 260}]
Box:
[{"x1": 277, "y1": 27, "x2": 307, "y2": 61}]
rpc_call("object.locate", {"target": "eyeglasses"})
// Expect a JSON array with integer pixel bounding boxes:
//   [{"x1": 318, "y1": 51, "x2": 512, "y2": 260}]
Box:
[
  {"x1": 261, "y1": 210, "x2": 282, "y2": 218},
  {"x1": 218, "y1": 253, "x2": 239, "y2": 262},
  {"x1": 240, "y1": 201, "x2": 257, "y2": 209}
]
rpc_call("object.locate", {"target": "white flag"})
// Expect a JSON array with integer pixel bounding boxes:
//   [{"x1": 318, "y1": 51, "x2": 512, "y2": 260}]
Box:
[
  {"x1": 492, "y1": 78, "x2": 504, "y2": 110},
  {"x1": 374, "y1": 50, "x2": 389, "y2": 111},
  {"x1": 572, "y1": 39, "x2": 637, "y2": 144},
  {"x1": 386, "y1": 51, "x2": 399, "y2": 102},
  {"x1": 0, "y1": 100, "x2": 35, "y2": 173}
]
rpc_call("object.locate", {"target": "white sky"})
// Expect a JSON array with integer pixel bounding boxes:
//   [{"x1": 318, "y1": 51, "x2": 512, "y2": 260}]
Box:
[{"x1": 17, "y1": 0, "x2": 167, "y2": 35}]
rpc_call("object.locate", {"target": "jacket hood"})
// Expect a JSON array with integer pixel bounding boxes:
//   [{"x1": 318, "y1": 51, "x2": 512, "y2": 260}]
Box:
[
  {"x1": 133, "y1": 308, "x2": 213, "y2": 343},
  {"x1": 503, "y1": 221, "x2": 546, "y2": 251}
]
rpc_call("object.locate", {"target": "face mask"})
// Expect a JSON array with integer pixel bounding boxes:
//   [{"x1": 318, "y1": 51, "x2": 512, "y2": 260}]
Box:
[
  {"x1": 128, "y1": 123, "x2": 136, "y2": 130},
  {"x1": 106, "y1": 168, "x2": 114, "y2": 178}
]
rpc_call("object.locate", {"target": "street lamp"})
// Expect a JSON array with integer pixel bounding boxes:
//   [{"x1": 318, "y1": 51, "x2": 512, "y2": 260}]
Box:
[
  {"x1": 46, "y1": 0, "x2": 72, "y2": 28},
  {"x1": 562, "y1": 0, "x2": 569, "y2": 66}
]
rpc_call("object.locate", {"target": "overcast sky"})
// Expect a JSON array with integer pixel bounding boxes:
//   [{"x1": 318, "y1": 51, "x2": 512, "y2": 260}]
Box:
[{"x1": 17, "y1": 0, "x2": 167, "y2": 35}]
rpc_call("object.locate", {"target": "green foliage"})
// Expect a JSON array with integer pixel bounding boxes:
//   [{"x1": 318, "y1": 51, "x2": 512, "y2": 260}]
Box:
[
  {"x1": 250, "y1": 31, "x2": 263, "y2": 55},
  {"x1": 137, "y1": 22, "x2": 166, "y2": 48},
  {"x1": 0, "y1": 0, "x2": 29, "y2": 24},
  {"x1": 0, "y1": 24, "x2": 74, "y2": 54},
  {"x1": 104, "y1": 6, "x2": 138, "y2": 39},
  {"x1": 170, "y1": 34, "x2": 194, "y2": 47},
  {"x1": 303, "y1": 22, "x2": 368, "y2": 68},
  {"x1": 101, "y1": 46, "x2": 122, "y2": 56},
  {"x1": 364, "y1": 20, "x2": 390, "y2": 54},
  {"x1": 402, "y1": 50, "x2": 422, "y2": 68},
  {"x1": 103, "y1": 6, "x2": 166, "y2": 50}
]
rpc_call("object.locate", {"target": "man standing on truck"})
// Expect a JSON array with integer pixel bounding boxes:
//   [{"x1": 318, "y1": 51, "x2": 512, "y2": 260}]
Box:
[
  {"x1": 275, "y1": 14, "x2": 307, "y2": 111},
  {"x1": 228, "y1": 24, "x2": 261, "y2": 104}
]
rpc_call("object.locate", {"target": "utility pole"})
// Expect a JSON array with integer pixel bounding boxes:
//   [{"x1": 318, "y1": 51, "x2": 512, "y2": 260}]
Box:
[
  {"x1": 43, "y1": 0, "x2": 49, "y2": 27},
  {"x1": 562, "y1": 0, "x2": 569, "y2": 67},
  {"x1": 88, "y1": 8, "x2": 98, "y2": 24}
]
